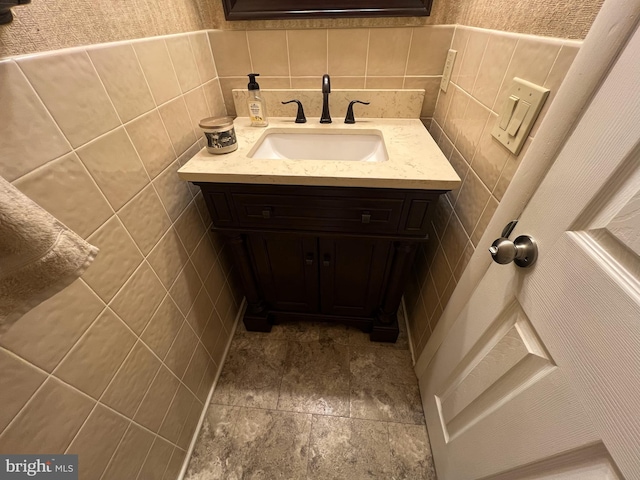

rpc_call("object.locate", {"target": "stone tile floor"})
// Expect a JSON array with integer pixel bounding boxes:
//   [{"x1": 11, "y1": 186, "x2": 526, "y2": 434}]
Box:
[{"x1": 185, "y1": 309, "x2": 437, "y2": 479}]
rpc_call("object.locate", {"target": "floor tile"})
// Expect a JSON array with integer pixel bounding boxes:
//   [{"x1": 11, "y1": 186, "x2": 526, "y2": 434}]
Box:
[
  {"x1": 317, "y1": 323, "x2": 351, "y2": 345},
  {"x1": 307, "y1": 415, "x2": 391, "y2": 479},
  {"x1": 350, "y1": 377, "x2": 425, "y2": 425},
  {"x1": 350, "y1": 346, "x2": 417, "y2": 385},
  {"x1": 185, "y1": 405, "x2": 311, "y2": 480},
  {"x1": 278, "y1": 341, "x2": 350, "y2": 416},
  {"x1": 287, "y1": 340, "x2": 350, "y2": 378},
  {"x1": 278, "y1": 374, "x2": 349, "y2": 417},
  {"x1": 210, "y1": 337, "x2": 287, "y2": 409},
  {"x1": 389, "y1": 422, "x2": 437, "y2": 479}
]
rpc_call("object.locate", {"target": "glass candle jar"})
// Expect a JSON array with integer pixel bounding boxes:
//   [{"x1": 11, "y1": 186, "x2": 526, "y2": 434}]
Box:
[{"x1": 199, "y1": 116, "x2": 238, "y2": 154}]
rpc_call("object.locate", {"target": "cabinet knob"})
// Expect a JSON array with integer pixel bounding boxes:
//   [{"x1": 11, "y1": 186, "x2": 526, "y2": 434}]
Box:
[
  {"x1": 262, "y1": 208, "x2": 272, "y2": 219},
  {"x1": 305, "y1": 253, "x2": 314, "y2": 266},
  {"x1": 361, "y1": 212, "x2": 371, "y2": 224},
  {"x1": 322, "y1": 254, "x2": 331, "y2": 267}
]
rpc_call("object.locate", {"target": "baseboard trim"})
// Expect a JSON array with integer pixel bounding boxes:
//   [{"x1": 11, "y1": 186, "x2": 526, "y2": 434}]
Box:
[
  {"x1": 177, "y1": 298, "x2": 246, "y2": 480},
  {"x1": 401, "y1": 296, "x2": 416, "y2": 365}
]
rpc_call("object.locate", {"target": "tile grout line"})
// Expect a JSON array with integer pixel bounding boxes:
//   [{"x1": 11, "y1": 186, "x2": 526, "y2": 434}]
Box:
[
  {"x1": 469, "y1": 35, "x2": 490, "y2": 96},
  {"x1": 162, "y1": 38, "x2": 188, "y2": 98},
  {"x1": 385, "y1": 419, "x2": 393, "y2": 474},
  {"x1": 187, "y1": 34, "x2": 206, "y2": 86},
  {"x1": 326, "y1": 29, "x2": 329, "y2": 74},
  {"x1": 10, "y1": 59, "x2": 73, "y2": 157},
  {"x1": 130, "y1": 43, "x2": 181, "y2": 161},
  {"x1": 542, "y1": 46, "x2": 563, "y2": 87},
  {"x1": 85, "y1": 49, "x2": 125, "y2": 126},
  {"x1": 363, "y1": 29, "x2": 371, "y2": 88},
  {"x1": 305, "y1": 413, "x2": 315, "y2": 478},
  {"x1": 402, "y1": 28, "x2": 415, "y2": 89},
  {"x1": 98, "y1": 422, "x2": 137, "y2": 480},
  {"x1": 207, "y1": 400, "x2": 426, "y2": 428},
  {"x1": 203, "y1": 31, "x2": 218, "y2": 82},
  {"x1": 245, "y1": 30, "x2": 254, "y2": 73},
  {"x1": 491, "y1": 38, "x2": 520, "y2": 111},
  {"x1": 135, "y1": 436, "x2": 162, "y2": 480}
]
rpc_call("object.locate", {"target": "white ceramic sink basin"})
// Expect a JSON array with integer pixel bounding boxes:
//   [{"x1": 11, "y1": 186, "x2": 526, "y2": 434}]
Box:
[{"x1": 247, "y1": 129, "x2": 388, "y2": 162}]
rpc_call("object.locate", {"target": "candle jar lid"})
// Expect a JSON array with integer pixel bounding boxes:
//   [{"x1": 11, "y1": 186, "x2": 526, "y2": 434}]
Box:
[{"x1": 199, "y1": 116, "x2": 235, "y2": 130}]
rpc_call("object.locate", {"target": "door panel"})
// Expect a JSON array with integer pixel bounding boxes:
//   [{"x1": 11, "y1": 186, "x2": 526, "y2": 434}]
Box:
[
  {"x1": 319, "y1": 237, "x2": 392, "y2": 317},
  {"x1": 248, "y1": 233, "x2": 318, "y2": 312},
  {"x1": 436, "y1": 302, "x2": 555, "y2": 443}
]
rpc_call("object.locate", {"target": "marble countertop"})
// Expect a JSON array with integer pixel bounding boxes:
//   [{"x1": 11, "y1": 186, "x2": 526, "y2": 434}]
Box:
[{"x1": 177, "y1": 117, "x2": 460, "y2": 190}]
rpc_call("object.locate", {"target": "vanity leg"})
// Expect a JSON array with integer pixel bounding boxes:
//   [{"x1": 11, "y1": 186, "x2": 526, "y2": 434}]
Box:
[
  {"x1": 371, "y1": 241, "x2": 417, "y2": 342},
  {"x1": 223, "y1": 232, "x2": 271, "y2": 332}
]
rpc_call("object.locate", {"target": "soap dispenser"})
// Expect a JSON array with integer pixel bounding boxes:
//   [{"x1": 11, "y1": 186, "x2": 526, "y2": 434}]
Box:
[{"x1": 247, "y1": 73, "x2": 268, "y2": 127}]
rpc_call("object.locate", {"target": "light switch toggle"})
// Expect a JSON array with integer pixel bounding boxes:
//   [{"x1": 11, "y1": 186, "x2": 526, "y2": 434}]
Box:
[
  {"x1": 499, "y1": 95, "x2": 519, "y2": 130},
  {"x1": 506, "y1": 101, "x2": 530, "y2": 136}
]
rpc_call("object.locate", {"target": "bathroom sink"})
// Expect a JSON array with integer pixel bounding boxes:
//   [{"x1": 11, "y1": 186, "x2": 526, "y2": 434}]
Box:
[{"x1": 247, "y1": 129, "x2": 389, "y2": 162}]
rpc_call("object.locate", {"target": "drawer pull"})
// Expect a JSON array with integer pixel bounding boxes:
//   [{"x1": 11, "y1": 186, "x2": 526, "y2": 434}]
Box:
[
  {"x1": 322, "y1": 254, "x2": 331, "y2": 267},
  {"x1": 262, "y1": 208, "x2": 272, "y2": 219},
  {"x1": 361, "y1": 212, "x2": 371, "y2": 224},
  {"x1": 305, "y1": 254, "x2": 314, "y2": 266}
]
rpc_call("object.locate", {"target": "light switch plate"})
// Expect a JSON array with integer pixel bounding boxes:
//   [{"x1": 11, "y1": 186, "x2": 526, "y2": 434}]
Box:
[
  {"x1": 492, "y1": 77, "x2": 550, "y2": 155},
  {"x1": 440, "y1": 49, "x2": 457, "y2": 92}
]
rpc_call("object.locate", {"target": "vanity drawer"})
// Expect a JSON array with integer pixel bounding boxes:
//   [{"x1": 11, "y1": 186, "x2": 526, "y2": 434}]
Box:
[
  {"x1": 232, "y1": 193, "x2": 404, "y2": 234},
  {"x1": 196, "y1": 183, "x2": 441, "y2": 236}
]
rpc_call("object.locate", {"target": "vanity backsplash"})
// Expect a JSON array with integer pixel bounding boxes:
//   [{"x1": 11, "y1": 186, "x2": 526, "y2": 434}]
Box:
[{"x1": 232, "y1": 88, "x2": 426, "y2": 119}]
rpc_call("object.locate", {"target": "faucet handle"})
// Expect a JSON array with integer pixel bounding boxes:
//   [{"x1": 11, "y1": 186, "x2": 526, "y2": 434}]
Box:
[
  {"x1": 344, "y1": 100, "x2": 370, "y2": 124},
  {"x1": 281, "y1": 100, "x2": 307, "y2": 123}
]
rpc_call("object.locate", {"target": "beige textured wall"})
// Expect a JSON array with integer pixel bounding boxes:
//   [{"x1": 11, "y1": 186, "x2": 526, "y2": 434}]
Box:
[
  {"x1": 1, "y1": 0, "x2": 603, "y2": 58},
  {"x1": 0, "y1": 32, "x2": 241, "y2": 480},
  {"x1": 206, "y1": 0, "x2": 603, "y2": 39},
  {"x1": 454, "y1": 0, "x2": 604, "y2": 39},
  {"x1": 0, "y1": 0, "x2": 210, "y2": 57}
]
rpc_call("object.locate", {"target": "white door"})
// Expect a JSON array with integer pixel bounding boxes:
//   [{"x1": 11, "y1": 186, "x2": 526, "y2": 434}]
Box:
[{"x1": 421, "y1": 22, "x2": 640, "y2": 480}]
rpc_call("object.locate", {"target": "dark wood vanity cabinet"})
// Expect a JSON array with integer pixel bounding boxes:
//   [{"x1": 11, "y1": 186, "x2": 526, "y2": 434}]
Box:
[
  {"x1": 196, "y1": 182, "x2": 444, "y2": 342},
  {"x1": 247, "y1": 234, "x2": 392, "y2": 319}
]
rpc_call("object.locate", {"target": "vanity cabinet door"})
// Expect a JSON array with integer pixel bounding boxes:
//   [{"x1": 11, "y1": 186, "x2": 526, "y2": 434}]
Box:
[
  {"x1": 319, "y1": 237, "x2": 393, "y2": 318},
  {"x1": 247, "y1": 233, "x2": 319, "y2": 313}
]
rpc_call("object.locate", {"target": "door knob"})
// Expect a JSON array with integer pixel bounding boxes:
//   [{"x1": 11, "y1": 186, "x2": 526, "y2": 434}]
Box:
[{"x1": 489, "y1": 221, "x2": 538, "y2": 268}]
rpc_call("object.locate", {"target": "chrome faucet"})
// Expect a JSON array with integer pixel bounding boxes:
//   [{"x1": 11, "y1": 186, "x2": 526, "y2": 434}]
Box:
[{"x1": 320, "y1": 74, "x2": 331, "y2": 124}]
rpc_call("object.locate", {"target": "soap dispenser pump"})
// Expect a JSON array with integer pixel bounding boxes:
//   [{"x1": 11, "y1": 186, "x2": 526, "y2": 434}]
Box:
[{"x1": 247, "y1": 73, "x2": 268, "y2": 127}]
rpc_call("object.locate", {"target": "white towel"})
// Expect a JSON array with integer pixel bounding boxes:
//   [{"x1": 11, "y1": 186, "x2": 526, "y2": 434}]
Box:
[{"x1": 0, "y1": 176, "x2": 99, "y2": 334}]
